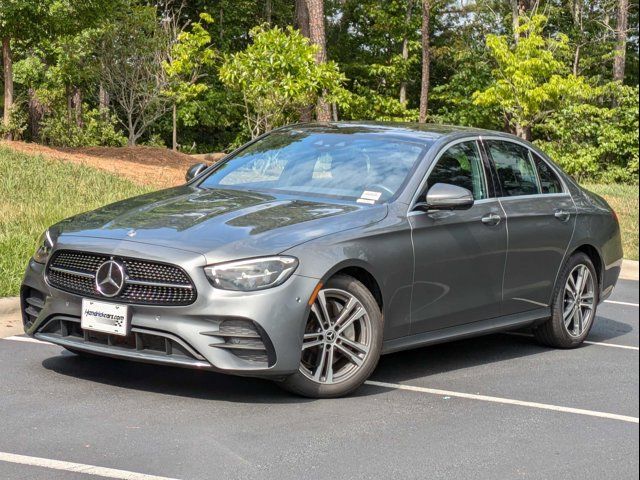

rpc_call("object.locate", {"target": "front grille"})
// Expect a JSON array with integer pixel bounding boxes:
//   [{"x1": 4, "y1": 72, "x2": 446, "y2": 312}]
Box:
[{"x1": 46, "y1": 250, "x2": 197, "y2": 306}]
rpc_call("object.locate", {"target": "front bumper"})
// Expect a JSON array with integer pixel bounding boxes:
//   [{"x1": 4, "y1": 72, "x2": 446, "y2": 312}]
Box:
[{"x1": 21, "y1": 238, "x2": 319, "y2": 378}]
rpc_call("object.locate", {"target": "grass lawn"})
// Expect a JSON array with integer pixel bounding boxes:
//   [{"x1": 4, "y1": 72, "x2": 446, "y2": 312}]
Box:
[
  {"x1": 0, "y1": 147, "x2": 151, "y2": 297},
  {"x1": 583, "y1": 183, "x2": 639, "y2": 261}
]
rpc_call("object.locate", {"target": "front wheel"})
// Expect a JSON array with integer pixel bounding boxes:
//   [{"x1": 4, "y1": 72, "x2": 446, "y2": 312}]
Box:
[
  {"x1": 280, "y1": 275, "x2": 383, "y2": 398},
  {"x1": 534, "y1": 252, "x2": 599, "y2": 348}
]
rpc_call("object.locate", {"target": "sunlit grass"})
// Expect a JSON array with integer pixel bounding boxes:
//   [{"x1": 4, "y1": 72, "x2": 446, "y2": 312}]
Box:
[
  {"x1": 583, "y1": 183, "x2": 639, "y2": 261},
  {"x1": 0, "y1": 147, "x2": 151, "y2": 297}
]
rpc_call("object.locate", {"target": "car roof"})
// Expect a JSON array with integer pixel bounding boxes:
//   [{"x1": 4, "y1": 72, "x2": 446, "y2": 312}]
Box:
[{"x1": 278, "y1": 121, "x2": 515, "y2": 144}]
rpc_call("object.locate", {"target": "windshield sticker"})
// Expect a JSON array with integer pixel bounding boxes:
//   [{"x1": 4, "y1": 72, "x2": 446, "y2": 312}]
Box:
[
  {"x1": 361, "y1": 191, "x2": 382, "y2": 201},
  {"x1": 356, "y1": 198, "x2": 375, "y2": 205}
]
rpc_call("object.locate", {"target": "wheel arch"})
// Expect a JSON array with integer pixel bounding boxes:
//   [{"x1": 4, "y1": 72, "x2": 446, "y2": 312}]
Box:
[
  {"x1": 320, "y1": 260, "x2": 384, "y2": 313},
  {"x1": 568, "y1": 243, "x2": 605, "y2": 292}
]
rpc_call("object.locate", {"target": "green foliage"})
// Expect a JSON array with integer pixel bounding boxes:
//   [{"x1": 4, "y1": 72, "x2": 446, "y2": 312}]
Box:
[
  {"x1": 473, "y1": 15, "x2": 588, "y2": 137},
  {"x1": 219, "y1": 25, "x2": 345, "y2": 138},
  {"x1": 338, "y1": 84, "x2": 418, "y2": 122},
  {"x1": 0, "y1": 104, "x2": 27, "y2": 139},
  {"x1": 164, "y1": 13, "x2": 217, "y2": 107},
  {"x1": 39, "y1": 108, "x2": 126, "y2": 148},
  {"x1": 535, "y1": 83, "x2": 639, "y2": 183}
]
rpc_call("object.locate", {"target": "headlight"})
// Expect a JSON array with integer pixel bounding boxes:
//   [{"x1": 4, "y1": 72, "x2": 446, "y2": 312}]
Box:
[
  {"x1": 204, "y1": 256, "x2": 299, "y2": 291},
  {"x1": 33, "y1": 229, "x2": 55, "y2": 264}
]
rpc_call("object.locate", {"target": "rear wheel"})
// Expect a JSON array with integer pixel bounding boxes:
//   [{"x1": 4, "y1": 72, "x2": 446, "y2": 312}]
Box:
[
  {"x1": 534, "y1": 252, "x2": 598, "y2": 348},
  {"x1": 280, "y1": 275, "x2": 383, "y2": 398}
]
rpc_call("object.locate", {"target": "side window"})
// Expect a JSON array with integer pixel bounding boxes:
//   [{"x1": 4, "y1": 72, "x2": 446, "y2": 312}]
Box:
[
  {"x1": 486, "y1": 141, "x2": 540, "y2": 197},
  {"x1": 531, "y1": 152, "x2": 563, "y2": 194},
  {"x1": 427, "y1": 141, "x2": 487, "y2": 200}
]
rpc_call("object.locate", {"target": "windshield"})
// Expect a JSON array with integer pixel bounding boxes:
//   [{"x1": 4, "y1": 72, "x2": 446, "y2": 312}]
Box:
[{"x1": 199, "y1": 130, "x2": 428, "y2": 203}]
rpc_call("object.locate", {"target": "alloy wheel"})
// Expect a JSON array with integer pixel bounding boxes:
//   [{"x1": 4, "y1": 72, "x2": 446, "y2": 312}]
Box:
[
  {"x1": 300, "y1": 288, "x2": 372, "y2": 385},
  {"x1": 563, "y1": 264, "x2": 595, "y2": 337}
]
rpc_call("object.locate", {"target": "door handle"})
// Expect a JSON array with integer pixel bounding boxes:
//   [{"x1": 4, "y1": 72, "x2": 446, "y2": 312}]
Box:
[
  {"x1": 481, "y1": 213, "x2": 502, "y2": 226},
  {"x1": 554, "y1": 209, "x2": 571, "y2": 222}
]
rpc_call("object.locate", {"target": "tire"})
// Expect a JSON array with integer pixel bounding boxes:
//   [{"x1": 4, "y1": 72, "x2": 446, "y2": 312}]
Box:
[
  {"x1": 534, "y1": 252, "x2": 599, "y2": 348},
  {"x1": 279, "y1": 274, "x2": 383, "y2": 398}
]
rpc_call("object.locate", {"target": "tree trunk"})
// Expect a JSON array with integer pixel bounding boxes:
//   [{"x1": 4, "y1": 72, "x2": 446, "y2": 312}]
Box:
[
  {"x1": 399, "y1": 0, "x2": 415, "y2": 104},
  {"x1": 305, "y1": 0, "x2": 332, "y2": 122},
  {"x1": 27, "y1": 88, "x2": 45, "y2": 142},
  {"x1": 2, "y1": 37, "x2": 14, "y2": 140},
  {"x1": 172, "y1": 102, "x2": 178, "y2": 151},
  {"x1": 419, "y1": 0, "x2": 431, "y2": 123},
  {"x1": 265, "y1": 0, "x2": 273, "y2": 24},
  {"x1": 511, "y1": 0, "x2": 532, "y2": 43},
  {"x1": 296, "y1": 0, "x2": 313, "y2": 121},
  {"x1": 515, "y1": 123, "x2": 532, "y2": 141},
  {"x1": 72, "y1": 86, "x2": 83, "y2": 128},
  {"x1": 99, "y1": 84, "x2": 110, "y2": 118},
  {"x1": 295, "y1": 0, "x2": 310, "y2": 38},
  {"x1": 613, "y1": 0, "x2": 629, "y2": 82}
]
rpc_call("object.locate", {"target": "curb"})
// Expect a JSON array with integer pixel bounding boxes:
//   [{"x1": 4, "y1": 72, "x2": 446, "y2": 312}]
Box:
[{"x1": 620, "y1": 259, "x2": 639, "y2": 281}]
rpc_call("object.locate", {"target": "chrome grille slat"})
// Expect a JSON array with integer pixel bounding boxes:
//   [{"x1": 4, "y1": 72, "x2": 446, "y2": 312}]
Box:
[{"x1": 46, "y1": 250, "x2": 197, "y2": 306}]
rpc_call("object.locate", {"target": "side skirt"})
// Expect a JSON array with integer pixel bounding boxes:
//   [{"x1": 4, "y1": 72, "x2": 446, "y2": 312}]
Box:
[{"x1": 381, "y1": 308, "x2": 550, "y2": 355}]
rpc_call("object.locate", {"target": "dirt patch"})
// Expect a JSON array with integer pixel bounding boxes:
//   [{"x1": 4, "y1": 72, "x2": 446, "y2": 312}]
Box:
[{"x1": 2, "y1": 141, "x2": 224, "y2": 189}]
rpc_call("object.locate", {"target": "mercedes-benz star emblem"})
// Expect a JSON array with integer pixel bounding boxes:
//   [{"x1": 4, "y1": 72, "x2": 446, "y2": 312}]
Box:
[{"x1": 95, "y1": 260, "x2": 126, "y2": 297}]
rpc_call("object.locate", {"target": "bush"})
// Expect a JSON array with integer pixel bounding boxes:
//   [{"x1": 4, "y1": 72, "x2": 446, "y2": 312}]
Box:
[
  {"x1": 40, "y1": 108, "x2": 127, "y2": 147},
  {"x1": 534, "y1": 83, "x2": 639, "y2": 184},
  {"x1": 0, "y1": 105, "x2": 28, "y2": 140}
]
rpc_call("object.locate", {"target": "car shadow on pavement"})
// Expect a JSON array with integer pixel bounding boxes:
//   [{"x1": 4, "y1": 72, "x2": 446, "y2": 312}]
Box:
[
  {"x1": 41, "y1": 314, "x2": 631, "y2": 401},
  {"x1": 368, "y1": 314, "x2": 633, "y2": 386}
]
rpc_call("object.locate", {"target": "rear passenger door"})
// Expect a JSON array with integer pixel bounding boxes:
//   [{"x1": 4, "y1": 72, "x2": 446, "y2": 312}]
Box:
[{"x1": 483, "y1": 139, "x2": 576, "y2": 316}]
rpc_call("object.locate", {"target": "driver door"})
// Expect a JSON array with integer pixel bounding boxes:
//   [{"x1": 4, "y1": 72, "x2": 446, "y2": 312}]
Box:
[{"x1": 409, "y1": 140, "x2": 507, "y2": 334}]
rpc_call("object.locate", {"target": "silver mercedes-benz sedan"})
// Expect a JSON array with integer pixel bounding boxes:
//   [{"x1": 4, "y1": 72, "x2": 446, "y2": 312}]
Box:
[{"x1": 21, "y1": 123, "x2": 623, "y2": 398}]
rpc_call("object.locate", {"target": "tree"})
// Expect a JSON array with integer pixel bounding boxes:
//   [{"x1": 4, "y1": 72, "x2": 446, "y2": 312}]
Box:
[
  {"x1": 473, "y1": 15, "x2": 587, "y2": 140},
  {"x1": 614, "y1": 0, "x2": 629, "y2": 82},
  {"x1": 0, "y1": 0, "x2": 50, "y2": 139},
  {"x1": 219, "y1": 25, "x2": 344, "y2": 139},
  {"x1": 99, "y1": 5, "x2": 171, "y2": 145},
  {"x1": 163, "y1": 13, "x2": 217, "y2": 150},
  {"x1": 305, "y1": 0, "x2": 332, "y2": 121},
  {"x1": 419, "y1": 0, "x2": 431, "y2": 123}
]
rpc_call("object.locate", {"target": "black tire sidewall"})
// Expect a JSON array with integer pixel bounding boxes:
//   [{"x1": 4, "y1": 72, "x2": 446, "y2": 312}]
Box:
[{"x1": 545, "y1": 252, "x2": 599, "y2": 347}]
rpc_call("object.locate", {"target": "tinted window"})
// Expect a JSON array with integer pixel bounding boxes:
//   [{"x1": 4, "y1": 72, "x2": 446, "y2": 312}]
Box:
[
  {"x1": 427, "y1": 141, "x2": 487, "y2": 200},
  {"x1": 486, "y1": 141, "x2": 540, "y2": 197},
  {"x1": 200, "y1": 131, "x2": 428, "y2": 202},
  {"x1": 531, "y1": 152, "x2": 563, "y2": 194}
]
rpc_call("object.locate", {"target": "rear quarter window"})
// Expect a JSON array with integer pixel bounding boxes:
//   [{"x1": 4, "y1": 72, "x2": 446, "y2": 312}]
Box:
[{"x1": 531, "y1": 152, "x2": 564, "y2": 194}]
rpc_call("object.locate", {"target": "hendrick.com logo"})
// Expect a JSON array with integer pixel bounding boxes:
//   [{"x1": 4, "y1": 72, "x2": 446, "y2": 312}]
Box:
[{"x1": 83, "y1": 309, "x2": 125, "y2": 322}]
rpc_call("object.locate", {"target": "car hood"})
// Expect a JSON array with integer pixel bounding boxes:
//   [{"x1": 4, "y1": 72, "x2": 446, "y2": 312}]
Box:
[{"x1": 54, "y1": 186, "x2": 388, "y2": 263}]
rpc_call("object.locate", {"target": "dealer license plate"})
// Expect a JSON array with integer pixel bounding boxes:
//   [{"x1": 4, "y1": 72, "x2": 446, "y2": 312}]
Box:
[{"x1": 81, "y1": 299, "x2": 130, "y2": 336}]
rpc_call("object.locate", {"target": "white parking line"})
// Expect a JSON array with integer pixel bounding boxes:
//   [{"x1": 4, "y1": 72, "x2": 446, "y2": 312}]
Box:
[
  {"x1": 605, "y1": 300, "x2": 639, "y2": 308},
  {"x1": 364, "y1": 380, "x2": 639, "y2": 424},
  {"x1": 583, "y1": 340, "x2": 639, "y2": 351},
  {"x1": 504, "y1": 332, "x2": 639, "y2": 351},
  {"x1": 0, "y1": 452, "x2": 182, "y2": 480},
  {"x1": 2, "y1": 335, "x2": 52, "y2": 345}
]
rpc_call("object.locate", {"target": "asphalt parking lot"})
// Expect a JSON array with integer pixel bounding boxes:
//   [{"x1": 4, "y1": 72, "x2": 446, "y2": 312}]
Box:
[{"x1": 0, "y1": 279, "x2": 637, "y2": 480}]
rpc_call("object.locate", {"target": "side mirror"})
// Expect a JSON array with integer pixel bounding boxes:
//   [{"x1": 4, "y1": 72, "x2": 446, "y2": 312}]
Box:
[
  {"x1": 414, "y1": 183, "x2": 475, "y2": 212},
  {"x1": 185, "y1": 162, "x2": 208, "y2": 182}
]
